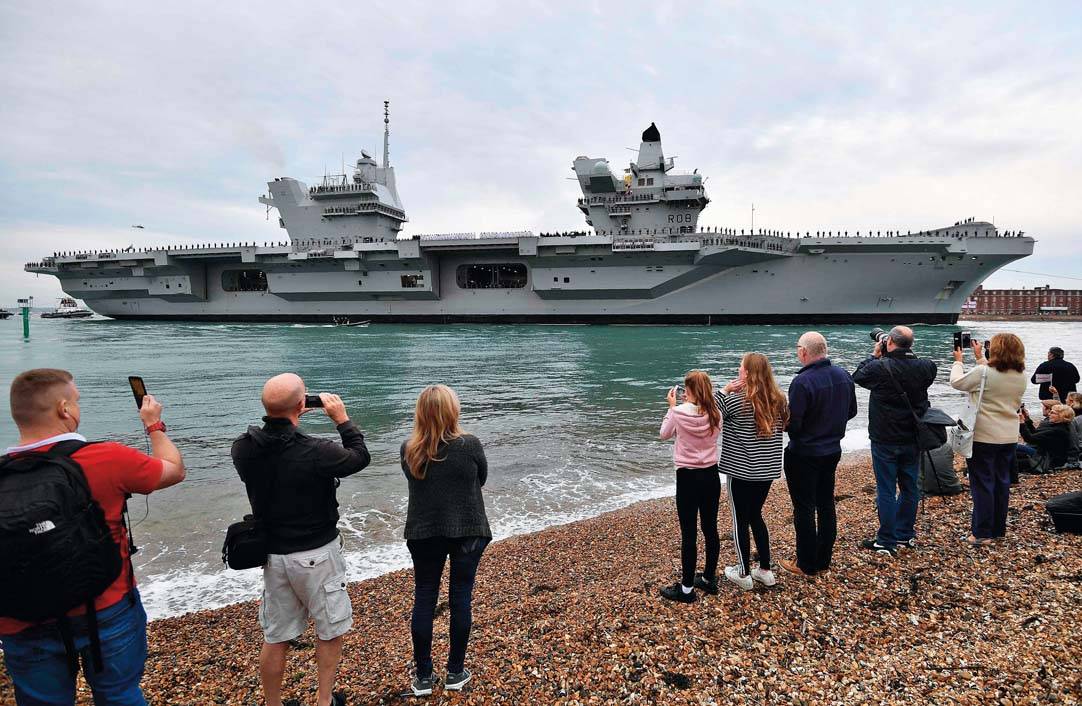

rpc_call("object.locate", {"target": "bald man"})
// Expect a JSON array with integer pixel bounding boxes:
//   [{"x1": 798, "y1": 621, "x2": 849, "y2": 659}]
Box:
[
  {"x1": 231, "y1": 373, "x2": 370, "y2": 706},
  {"x1": 852, "y1": 326, "x2": 937, "y2": 558},
  {"x1": 779, "y1": 333, "x2": 857, "y2": 579}
]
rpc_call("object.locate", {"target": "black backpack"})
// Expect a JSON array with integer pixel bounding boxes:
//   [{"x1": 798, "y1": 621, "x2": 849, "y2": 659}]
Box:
[{"x1": 0, "y1": 440, "x2": 126, "y2": 673}]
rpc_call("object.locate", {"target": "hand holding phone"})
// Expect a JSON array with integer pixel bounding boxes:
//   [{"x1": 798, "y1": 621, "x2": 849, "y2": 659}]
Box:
[
  {"x1": 128, "y1": 376, "x2": 147, "y2": 410},
  {"x1": 304, "y1": 393, "x2": 324, "y2": 408}
]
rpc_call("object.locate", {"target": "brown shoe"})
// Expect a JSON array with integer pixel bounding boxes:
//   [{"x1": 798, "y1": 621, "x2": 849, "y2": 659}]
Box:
[{"x1": 779, "y1": 559, "x2": 815, "y2": 579}]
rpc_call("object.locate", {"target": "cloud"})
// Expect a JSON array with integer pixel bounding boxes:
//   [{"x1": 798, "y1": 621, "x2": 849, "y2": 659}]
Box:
[{"x1": 1, "y1": 0, "x2": 1080, "y2": 304}]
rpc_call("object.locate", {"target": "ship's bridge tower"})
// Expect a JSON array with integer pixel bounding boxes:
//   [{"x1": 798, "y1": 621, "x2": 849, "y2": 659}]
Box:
[
  {"x1": 573, "y1": 122, "x2": 709, "y2": 238},
  {"x1": 259, "y1": 101, "x2": 407, "y2": 248}
]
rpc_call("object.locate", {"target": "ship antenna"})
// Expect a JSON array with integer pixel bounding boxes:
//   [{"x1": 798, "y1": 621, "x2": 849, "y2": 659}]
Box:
[{"x1": 382, "y1": 100, "x2": 390, "y2": 168}]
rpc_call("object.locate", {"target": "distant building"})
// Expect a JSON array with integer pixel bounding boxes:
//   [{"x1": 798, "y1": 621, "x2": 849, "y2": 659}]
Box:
[{"x1": 965, "y1": 285, "x2": 1082, "y2": 315}]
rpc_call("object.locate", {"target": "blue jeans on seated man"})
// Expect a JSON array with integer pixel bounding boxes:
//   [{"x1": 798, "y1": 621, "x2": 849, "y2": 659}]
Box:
[
  {"x1": 1, "y1": 590, "x2": 148, "y2": 706},
  {"x1": 871, "y1": 443, "x2": 921, "y2": 549}
]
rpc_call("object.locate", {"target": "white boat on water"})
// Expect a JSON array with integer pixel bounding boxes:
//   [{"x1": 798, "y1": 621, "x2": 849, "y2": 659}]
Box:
[{"x1": 41, "y1": 297, "x2": 94, "y2": 319}]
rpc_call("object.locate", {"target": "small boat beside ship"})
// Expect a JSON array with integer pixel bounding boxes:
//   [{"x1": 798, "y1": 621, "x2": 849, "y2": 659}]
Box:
[
  {"x1": 40, "y1": 297, "x2": 94, "y2": 319},
  {"x1": 0, "y1": 309, "x2": 14, "y2": 320}
]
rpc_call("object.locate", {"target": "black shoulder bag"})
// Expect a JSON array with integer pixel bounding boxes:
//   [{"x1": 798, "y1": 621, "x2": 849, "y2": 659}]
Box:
[
  {"x1": 222, "y1": 459, "x2": 278, "y2": 571},
  {"x1": 882, "y1": 359, "x2": 954, "y2": 451}
]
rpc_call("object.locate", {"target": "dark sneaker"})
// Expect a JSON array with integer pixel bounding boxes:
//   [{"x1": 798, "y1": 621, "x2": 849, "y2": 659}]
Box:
[
  {"x1": 411, "y1": 674, "x2": 435, "y2": 697},
  {"x1": 330, "y1": 694, "x2": 346, "y2": 706},
  {"x1": 859, "y1": 538, "x2": 898, "y2": 558},
  {"x1": 445, "y1": 668, "x2": 472, "y2": 691},
  {"x1": 694, "y1": 572, "x2": 719, "y2": 595},
  {"x1": 660, "y1": 582, "x2": 697, "y2": 603}
]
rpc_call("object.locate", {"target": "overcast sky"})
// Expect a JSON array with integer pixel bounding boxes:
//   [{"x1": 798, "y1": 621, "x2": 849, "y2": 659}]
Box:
[{"x1": 2, "y1": 0, "x2": 1080, "y2": 305}]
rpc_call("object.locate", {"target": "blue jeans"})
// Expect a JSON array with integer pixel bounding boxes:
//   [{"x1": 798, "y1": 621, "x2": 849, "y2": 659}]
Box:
[
  {"x1": 407, "y1": 536, "x2": 489, "y2": 679},
  {"x1": 1, "y1": 591, "x2": 148, "y2": 706},
  {"x1": 870, "y1": 443, "x2": 921, "y2": 549}
]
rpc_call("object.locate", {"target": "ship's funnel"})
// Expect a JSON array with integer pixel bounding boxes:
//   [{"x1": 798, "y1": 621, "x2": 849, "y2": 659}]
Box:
[{"x1": 636, "y1": 122, "x2": 665, "y2": 171}]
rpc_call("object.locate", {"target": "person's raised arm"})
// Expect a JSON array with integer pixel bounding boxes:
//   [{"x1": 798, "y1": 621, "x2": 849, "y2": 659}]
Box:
[
  {"x1": 139, "y1": 394, "x2": 185, "y2": 490},
  {"x1": 851, "y1": 356, "x2": 878, "y2": 390},
  {"x1": 314, "y1": 393, "x2": 371, "y2": 478}
]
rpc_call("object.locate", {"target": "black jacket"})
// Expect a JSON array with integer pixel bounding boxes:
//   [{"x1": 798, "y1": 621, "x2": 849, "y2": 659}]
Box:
[
  {"x1": 787, "y1": 358, "x2": 859, "y2": 456},
  {"x1": 852, "y1": 349, "x2": 938, "y2": 446},
  {"x1": 232, "y1": 417, "x2": 370, "y2": 554},
  {"x1": 1020, "y1": 418, "x2": 1072, "y2": 469},
  {"x1": 400, "y1": 434, "x2": 491, "y2": 541},
  {"x1": 1031, "y1": 358, "x2": 1079, "y2": 400}
]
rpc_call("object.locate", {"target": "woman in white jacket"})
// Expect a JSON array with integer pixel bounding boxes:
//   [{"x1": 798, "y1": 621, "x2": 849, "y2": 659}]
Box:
[{"x1": 949, "y1": 334, "x2": 1027, "y2": 546}]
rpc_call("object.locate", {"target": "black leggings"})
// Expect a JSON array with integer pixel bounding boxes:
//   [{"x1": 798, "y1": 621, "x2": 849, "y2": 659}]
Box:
[
  {"x1": 727, "y1": 477, "x2": 773, "y2": 576},
  {"x1": 675, "y1": 465, "x2": 721, "y2": 587}
]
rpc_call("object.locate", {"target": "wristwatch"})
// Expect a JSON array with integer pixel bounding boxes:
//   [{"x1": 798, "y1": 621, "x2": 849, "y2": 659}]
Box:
[{"x1": 145, "y1": 421, "x2": 167, "y2": 434}]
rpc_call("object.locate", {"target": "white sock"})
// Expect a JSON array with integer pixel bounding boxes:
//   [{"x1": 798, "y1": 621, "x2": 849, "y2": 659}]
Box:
[{"x1": 681, "y1": 584, "x2": 693, "y2": 594}]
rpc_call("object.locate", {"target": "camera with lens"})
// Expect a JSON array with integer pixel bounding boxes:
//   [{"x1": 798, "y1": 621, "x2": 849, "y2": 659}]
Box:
[{"x1": 869, "y1": 327, "x2": 891, "y2": 355}]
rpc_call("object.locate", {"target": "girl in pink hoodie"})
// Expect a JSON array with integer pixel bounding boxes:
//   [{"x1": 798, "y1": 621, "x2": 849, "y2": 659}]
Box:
[{"x1": 658, "y1": 370, "x2": 722, "y2": 603}]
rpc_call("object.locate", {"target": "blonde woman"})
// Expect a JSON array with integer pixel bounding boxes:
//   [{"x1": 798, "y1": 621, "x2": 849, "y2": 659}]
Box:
[
  {"x1": 400, "y1": 385, "x2": 491, "y2": 696},
  {"x1": 716, "y1": 353, "x2": 789, "y2": 590},
  {"x1": 658, "y1": 370, "x2": 722, "y2": 602},
  {"x1": 949, "y1": 334, "x2": 1027, "y2": 545}
]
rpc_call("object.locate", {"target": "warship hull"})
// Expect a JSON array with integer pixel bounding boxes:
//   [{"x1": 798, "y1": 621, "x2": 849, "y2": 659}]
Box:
[{"x1": 27, "y1": 231, "x2": 1032, "y2": 325}]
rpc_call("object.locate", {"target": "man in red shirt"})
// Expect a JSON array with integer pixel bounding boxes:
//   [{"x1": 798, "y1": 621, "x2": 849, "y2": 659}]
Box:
[{"x1": 0, "y1": 369, "x2": 185, "y2": 705}]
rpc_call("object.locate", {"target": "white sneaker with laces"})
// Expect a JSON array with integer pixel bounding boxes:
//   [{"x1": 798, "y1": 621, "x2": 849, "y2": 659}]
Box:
[
  {"x1": 750, "y1": 567, "x2": 776, "y2": 586},
  {"x1": 724, "y1": 565, "x2": 753, "y2": 591}
]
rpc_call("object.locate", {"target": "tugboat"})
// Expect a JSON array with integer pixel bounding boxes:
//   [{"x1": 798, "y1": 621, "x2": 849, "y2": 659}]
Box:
[{"x1": 41, "y1": 297, "x2": 94, "y2": 319}]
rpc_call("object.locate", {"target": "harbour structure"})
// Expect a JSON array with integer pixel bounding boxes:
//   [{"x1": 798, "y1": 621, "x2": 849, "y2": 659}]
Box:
[{"x1": 24, "y1": 107, "x2": 1034, "y2": 324}]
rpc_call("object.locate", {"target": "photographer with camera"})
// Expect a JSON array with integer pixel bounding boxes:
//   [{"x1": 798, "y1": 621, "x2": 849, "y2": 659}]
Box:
[
  {"x1": 949, "y1": 335, "x2": 1027, "y2": 546},
  {"x1": 231, "y1": 373, "x2": 370, "y2": 706},
  {"x1": 852, "y1": 326, "x2": 937, "y2": 557},
  {"x1": 0, "y1": 369, "x2": 185, "y2": 705}
]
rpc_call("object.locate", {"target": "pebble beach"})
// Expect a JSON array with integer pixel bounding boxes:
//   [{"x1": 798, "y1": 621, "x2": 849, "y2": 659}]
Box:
[{"x1": 1, "y1": 456, "x2": 1080, "y2": 705}]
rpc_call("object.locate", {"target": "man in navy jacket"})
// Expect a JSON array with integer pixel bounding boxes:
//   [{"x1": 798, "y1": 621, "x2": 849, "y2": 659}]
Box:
[{"x1": 780, "y1": 332, "x2": 857, "y2": 578}]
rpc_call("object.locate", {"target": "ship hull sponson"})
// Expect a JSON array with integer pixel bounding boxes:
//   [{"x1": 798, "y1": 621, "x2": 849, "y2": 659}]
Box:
[
  {"x1": 41, "y1": 236, "x2": 1031, "y2": 325},
  {"x1": 102, "y1": 312, "x2": 961, "y2": 324}
]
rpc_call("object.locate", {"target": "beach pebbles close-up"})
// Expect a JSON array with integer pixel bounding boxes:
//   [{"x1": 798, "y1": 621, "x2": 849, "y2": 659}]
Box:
[{"x1": 1, "y1": 458, "x2": 1079, "y2": 705}]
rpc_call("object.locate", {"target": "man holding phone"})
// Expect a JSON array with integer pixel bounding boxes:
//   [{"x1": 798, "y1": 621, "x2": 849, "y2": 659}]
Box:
[
  {"x1": 0, "y1": 369, "x2": 185, "y2": 705},
  {"x1": 231, "y1": 373, "x2": 370, "y2": 706}
]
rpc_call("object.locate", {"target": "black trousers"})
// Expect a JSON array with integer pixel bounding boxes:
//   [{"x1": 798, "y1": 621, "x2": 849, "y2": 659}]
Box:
[
  {"x1": 726, "y1": 477, "x2": 773, "y2": 576},
  {"x1": 675, "y1": 465, "x2": 721, "y2": 587},
  {"x1": 407, "y1": 536, "x2": 489, "y2": 679},
  {"x1": 784, "y1": 449, "x2": 841, "y2": 574}
]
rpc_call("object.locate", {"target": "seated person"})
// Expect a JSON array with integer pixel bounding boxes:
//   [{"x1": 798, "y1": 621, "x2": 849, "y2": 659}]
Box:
[
  {"x1": 1018, "y1": 403, "x2": 1075, "y2": 469},
  {"x1": 1065, "y1": 392, "x2": 1082, "y2": 466}
]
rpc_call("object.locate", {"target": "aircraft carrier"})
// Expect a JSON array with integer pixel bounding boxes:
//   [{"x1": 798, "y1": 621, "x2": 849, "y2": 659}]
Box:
[{"x1": 24, "y1": 105, "x2": 1034, "y2": 324}]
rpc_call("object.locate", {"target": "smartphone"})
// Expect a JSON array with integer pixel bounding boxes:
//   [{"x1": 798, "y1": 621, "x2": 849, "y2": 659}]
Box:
[
  {"x1": 128, "y1": 376, "x2": 147, "y2": 410},
  {"x1": 304, "y1": 393, "x2": 324, "y2": 408},
  {"x1": 675, "y1": 385, "x2": 686, "y2": 398},
  {"x1": 952, "y1": 331, "x2": 972, "y2": 350}
]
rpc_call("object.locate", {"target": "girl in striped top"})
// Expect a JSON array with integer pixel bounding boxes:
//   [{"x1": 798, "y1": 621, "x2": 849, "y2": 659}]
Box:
[{"x1": 715, "y1": 353, "x2": 789, "y2": 591}]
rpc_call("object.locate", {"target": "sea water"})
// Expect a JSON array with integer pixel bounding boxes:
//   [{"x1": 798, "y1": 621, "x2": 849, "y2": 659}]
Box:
[{"x1": 0, "y1": 318, "x2": 1075, "y2": 618}]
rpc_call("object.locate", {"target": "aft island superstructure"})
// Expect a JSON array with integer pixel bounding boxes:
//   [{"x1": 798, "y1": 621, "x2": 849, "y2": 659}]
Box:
[{"x1": 25, "y1": 106, "x2": 1034, "y2": 324}]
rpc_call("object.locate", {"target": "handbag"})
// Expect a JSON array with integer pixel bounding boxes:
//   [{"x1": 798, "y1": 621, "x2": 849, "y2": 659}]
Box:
[
  {"x1": 949, "y1": 365, "x2": 987, "y2": 459},
  {"x1": 883, "y1": 359, "x2": 955, "y2": 451},
  {"x1": 222, "y1": 514, "x2": 268, "y2": 570},
  {"x1": 222, "y1": 458, "x2": 279, "y2": 571}
]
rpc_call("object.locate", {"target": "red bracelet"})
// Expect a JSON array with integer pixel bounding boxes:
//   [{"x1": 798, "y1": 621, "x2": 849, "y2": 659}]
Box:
[{"x1": 145, "y1": 421, "x2": 167, "y2": 434}]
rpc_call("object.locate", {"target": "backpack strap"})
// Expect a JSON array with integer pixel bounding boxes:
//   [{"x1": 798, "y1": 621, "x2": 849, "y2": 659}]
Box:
[{"x1": 56, "y1": 616, "x2": 80, "y2": 677}]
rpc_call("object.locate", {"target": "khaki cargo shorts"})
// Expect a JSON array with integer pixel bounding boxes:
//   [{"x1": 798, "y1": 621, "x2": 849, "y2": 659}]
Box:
[{"x1": 259, "y1": 536, "x2": 353, "y2": 643}]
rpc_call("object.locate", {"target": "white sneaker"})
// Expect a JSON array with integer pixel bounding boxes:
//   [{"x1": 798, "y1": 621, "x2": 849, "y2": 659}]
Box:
[
  {"x1": 724, "y1": 565, "x2": 753, "y2": 591},
  {"x1": 751, "y1": 567, "x2": 776, "y2": 586}
]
